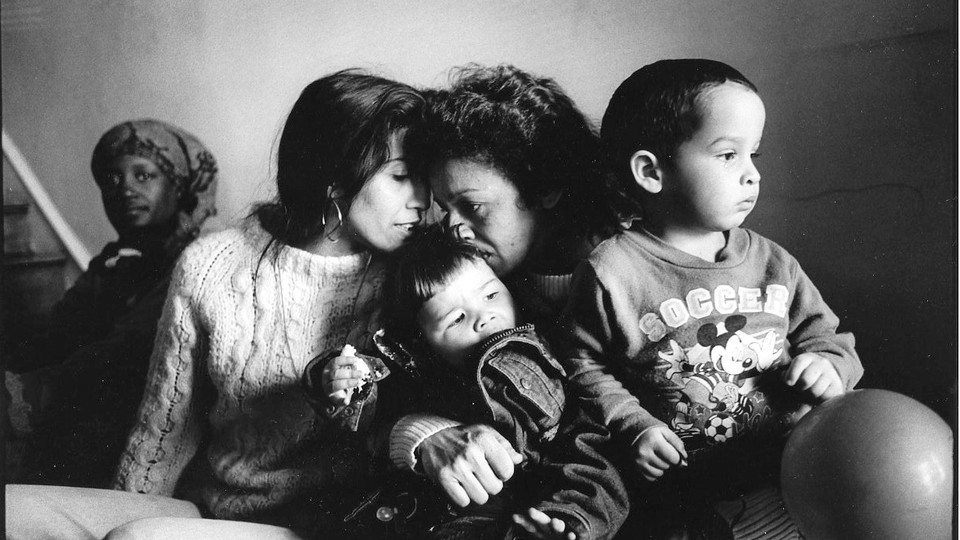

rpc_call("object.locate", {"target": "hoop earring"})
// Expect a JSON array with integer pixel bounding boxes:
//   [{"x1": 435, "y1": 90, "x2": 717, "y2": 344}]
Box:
[{"x1": 326, "y1": 198, "x2": 343, "y2": 243}]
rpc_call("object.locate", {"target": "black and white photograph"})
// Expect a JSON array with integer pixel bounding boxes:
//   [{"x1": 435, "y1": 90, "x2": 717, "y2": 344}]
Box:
[{"x1": 3, "y1": 1, "x2": 956, "y2": 538}]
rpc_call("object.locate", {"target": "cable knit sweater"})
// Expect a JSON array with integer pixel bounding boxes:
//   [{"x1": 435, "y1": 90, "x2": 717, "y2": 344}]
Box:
[{"x1": 113, "y1": 221, "x2": 384, "y2": 520}]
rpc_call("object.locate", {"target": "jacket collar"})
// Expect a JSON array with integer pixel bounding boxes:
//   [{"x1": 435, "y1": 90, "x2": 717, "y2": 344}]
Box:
[{"x1": 472, "y1": 323, "x2": 536, "y2": 362}]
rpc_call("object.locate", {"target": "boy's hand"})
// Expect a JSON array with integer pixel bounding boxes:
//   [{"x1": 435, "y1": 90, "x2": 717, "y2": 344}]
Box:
[
  {"x1": 512, "y1": 508, "x2": 577, "y2": 540},
  {"x1": 782, "y1": 352, "x2": 844, "y2": 403},
  {"x1": 321, "y1": 351, "x2": 370, "y2": 406},
  {"x1": 632, "y1": 425, "x2": 687, "y2": 481}
]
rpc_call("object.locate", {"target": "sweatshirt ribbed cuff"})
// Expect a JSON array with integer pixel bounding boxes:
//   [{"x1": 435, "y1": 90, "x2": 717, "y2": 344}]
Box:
[
  {"x1": 632, "y1": 423, "x2": 668, "y2": 447},
  {"x1": 389, "y1": 414, "x2": 462, "y2": 472}
]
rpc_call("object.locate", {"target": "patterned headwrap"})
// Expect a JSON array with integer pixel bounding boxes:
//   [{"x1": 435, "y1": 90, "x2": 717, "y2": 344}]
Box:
[{"x1": 90, "y1": 119, "x2": 218, "y2": 257}]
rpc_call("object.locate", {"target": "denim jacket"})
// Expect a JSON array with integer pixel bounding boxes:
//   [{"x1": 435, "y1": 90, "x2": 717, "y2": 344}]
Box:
[{"x1": 322, "y1": 324, "x2": 629, "y2": 540}]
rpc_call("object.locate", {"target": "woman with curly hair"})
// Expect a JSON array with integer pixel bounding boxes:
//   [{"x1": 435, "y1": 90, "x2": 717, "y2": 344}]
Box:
[
  {"x1": 414, "y1": 64, "x2": 631, "y2": 321},
  {"x1": 357, "y1": 64, "x2": 631, "y2": 516}
]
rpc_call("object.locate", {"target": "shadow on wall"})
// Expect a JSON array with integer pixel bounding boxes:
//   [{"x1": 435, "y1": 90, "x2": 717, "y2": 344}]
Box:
[
  {"x1": 759, "y1": 184, "x2": 955, "y2": 423},
  {"x1": 745, "y1": 21, "x2": 957, "y2": 426}
]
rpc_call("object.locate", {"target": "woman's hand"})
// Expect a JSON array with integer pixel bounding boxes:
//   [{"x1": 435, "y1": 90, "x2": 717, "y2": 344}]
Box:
[
  {"x1": 418, "y1": 424, "x2": 523, "y2": 507},
  {"x1": 321, "y1": 348, "x2": 370, "y2": 406},
  {"x1": 512, "y1": 508, "x2": 577, "y2": 540},
  {"x1": 632, "y1": 425, "x2": 687, "y2": 481}
]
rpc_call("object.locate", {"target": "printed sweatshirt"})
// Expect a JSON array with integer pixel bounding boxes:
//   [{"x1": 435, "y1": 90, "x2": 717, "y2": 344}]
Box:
[{"x1": 560, "y1": 227, "x2": 863, "y2": 454}]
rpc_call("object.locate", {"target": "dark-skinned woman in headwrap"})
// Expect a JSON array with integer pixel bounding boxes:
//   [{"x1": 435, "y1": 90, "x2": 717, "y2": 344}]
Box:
[{"x1": 6, "y1": 119, "x2": 218, "y2": 488}]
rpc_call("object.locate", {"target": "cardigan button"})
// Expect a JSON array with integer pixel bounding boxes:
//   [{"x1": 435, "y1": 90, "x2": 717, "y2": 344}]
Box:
[{"x1": 520, "y1": 378, "x2": 531, "y2": 390}]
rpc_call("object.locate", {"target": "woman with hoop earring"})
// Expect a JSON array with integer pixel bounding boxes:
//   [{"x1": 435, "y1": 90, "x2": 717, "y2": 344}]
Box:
[{"x1": 8, "y1": 69, "x2": 429, "y2": 540}]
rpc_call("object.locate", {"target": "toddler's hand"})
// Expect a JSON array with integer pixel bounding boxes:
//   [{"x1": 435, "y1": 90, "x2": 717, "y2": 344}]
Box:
[
  {"x1": 512, "y1": 508, "x2": 576, "y2": 540},
  {"x1": 321, "y1": 345, "x2": 371, "y2": 406},
  {"x1": 782, "y1": 352, "x2": 844, "y2": 403},
  {"x1": 632, "y1": 425, "x2": 687, "y2": 481}
]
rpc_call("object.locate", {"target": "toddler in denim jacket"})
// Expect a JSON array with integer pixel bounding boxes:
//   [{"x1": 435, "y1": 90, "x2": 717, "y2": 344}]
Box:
[{"x1": 309, "y1": 225, "x2": 627, "y2": 540}]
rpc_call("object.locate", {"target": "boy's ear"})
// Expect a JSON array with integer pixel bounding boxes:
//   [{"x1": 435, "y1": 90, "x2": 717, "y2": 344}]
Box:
[
  {"x1": 540, "y1": 189, "x2": 563, "y2": 210},
  {"x1": 629, "y1": 150, "x2": 664, "y2": 195}
]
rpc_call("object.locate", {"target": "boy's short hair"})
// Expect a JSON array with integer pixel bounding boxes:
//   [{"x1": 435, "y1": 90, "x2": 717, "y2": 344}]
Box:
[
  {"x1": 601, "y1": 59, "x2": 757, "y2": 197},
  {"x1": 383, "y1": 224, "x2": 485, "y2": 340}
]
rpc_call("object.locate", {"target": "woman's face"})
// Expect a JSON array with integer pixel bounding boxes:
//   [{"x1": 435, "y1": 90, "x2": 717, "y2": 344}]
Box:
[
  {"x1": 98, "y1": 155, "x2": 180, "y2": 235},
  {"x1": 341, "y1": 135, "x2": 429, "y2": 254},
  {"x1": 430, "y1": 158, "x2": 540, "y2": 276}
]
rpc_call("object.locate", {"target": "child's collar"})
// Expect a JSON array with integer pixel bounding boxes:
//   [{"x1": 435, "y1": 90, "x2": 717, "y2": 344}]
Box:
[
  {"x1": 471, "y1": 323, "x2": 536, "y2": 363},
  {"x1": 638, "y1": 222, "x2": 731, "y2": 263}
]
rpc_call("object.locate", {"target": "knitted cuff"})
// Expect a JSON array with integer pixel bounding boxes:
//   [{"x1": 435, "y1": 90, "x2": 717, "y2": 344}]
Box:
[
  {"x1": 389, "y1": 413, "x2": 462, "y2": 472},
  {"x1": 631, "y1": 422, "x2": 671, "y2": 447},
  {"x1": 528, "y1": 272, "x2": 574, "y2": 303}
]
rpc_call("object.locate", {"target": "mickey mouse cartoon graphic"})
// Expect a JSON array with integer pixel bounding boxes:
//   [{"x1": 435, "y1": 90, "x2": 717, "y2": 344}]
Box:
[{"x1": 697, "y1": 315, "x2": 757, "y2": 377}]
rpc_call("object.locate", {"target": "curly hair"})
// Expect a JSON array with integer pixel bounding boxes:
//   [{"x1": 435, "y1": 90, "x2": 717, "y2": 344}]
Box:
[
  {"x1": 411, "y1": 64, "x2": 625, "y2": 239},
  {"x1": 254, "y1": 69, "x2": 425, "y2": 247},
  {"x1": 601, "y1": 59, "x2": 757, "y2": 199}
]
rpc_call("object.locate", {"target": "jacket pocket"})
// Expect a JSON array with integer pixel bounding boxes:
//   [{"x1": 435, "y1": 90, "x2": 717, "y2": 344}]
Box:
[{"x1": 486, "y1": 352, "x2": 566, "y2": 428}]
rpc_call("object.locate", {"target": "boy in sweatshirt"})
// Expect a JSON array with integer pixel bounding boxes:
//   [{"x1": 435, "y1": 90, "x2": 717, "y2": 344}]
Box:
[{"x1": 561, "y1": 59, "x2": 863, "y2": 538}]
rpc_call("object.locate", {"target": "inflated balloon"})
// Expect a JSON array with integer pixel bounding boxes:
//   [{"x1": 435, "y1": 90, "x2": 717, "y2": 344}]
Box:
[{"x1": 781, "y1": 389, "x2": 953, "y2": 539}]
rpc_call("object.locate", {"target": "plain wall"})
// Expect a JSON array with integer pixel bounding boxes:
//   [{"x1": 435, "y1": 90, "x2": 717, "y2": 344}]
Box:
[{"x1": 2, "y1": 0, "x2": 956, "y2": 421}]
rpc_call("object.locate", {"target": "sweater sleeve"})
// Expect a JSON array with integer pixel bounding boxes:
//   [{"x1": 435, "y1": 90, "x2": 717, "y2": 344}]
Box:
[
  {"x1": 41, "y1": 262, "x2": 102, "y2": 354},
  {"x1": 787, "y1": 262, "x2": 864, "y2": 389},
  {"x1": 561, "y1": 262, "x2": 664, "y2": 447},
  {"x1": 5, "y1": 260, "x2": 101, "y2": 373},
  {"x1": 35, "y1": 276, "x2": 171, "y2": 417},
  {"x1": 112, "y1": 250, "x2": 208, "y2": 496},
  {"x1": 388, "y1": 413, "x2": 463, "y2": 471}
]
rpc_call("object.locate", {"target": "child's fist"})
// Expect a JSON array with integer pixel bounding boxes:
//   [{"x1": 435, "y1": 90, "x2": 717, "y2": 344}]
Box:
[
  {"x1": 632, "y1": 425, "x2": 687, "y2": 481},
  {"x1": 782, "y1": 352, "x2": 844, "y2": 403},
  {"x1": 322, "y1": 345, "x2": 371, "y2": 406},
  {"x1": 512, "y1": 508, "x2": 576, "y2": 540}
]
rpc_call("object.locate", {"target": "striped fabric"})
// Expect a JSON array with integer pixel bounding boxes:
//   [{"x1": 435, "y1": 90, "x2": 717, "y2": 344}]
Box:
[{"x1": 714, "y1": 486, "x2": 803, "y2": 540}]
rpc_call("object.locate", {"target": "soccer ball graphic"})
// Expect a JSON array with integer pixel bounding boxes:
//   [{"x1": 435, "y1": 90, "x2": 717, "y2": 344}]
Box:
[{"x1": 704, "y1": 414, "x2": 736, "y2": 443}]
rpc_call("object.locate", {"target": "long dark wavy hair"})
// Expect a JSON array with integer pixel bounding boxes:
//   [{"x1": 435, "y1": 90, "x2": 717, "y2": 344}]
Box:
[{"x1": 253, "y1": 69, "x2": 425, "y2": 248}]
